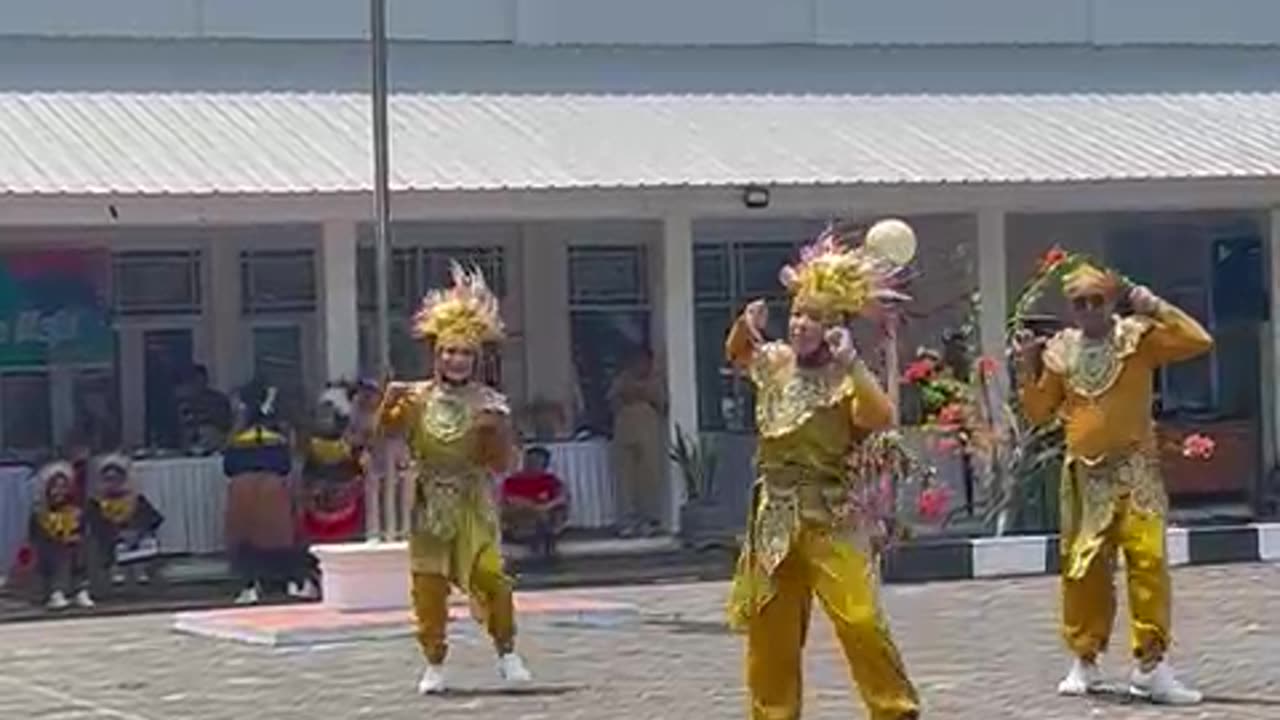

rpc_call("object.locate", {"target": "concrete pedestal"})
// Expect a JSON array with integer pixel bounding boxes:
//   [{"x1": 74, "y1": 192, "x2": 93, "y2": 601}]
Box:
[{"x1": 312, "y1": 541, "x2": 410, "y2": 612}]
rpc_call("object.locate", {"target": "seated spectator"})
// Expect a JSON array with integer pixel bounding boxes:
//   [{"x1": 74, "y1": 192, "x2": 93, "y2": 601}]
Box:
[
  {"x1": 28, "y1": 461, "x2": 94, "y2": 611},
  {"x1": 177, "y1": 365, "x2": 233, "y2": 454},
  {"x1": 86, "y1": 454, "x2": 164, "y2": 587},
  {"x1": 500, "y1": 447, "x2": 569, "y2": 559}
]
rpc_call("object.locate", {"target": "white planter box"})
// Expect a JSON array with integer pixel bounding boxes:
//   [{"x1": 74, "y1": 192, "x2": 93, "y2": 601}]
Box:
[
  {"x1": 312, "y1": 541, "x2": 410, "y2": 612},
  {"x1": 971, "y1": 535, "x2": 1047, "y2": 578}
]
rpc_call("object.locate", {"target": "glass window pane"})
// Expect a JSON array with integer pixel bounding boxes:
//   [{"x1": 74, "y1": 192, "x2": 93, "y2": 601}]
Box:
[
  {"x1": 241, "y1": 250, "x2": 317, "y2": 313},
  {"x1": 694, "y1": 244, "x2": 730, "y2": 303},
  {"x1": 252, "y1": 326, "x2": 305, "y2": 428},
  {"x1": 113, "y1": 251, "x2": 202, "y2": 315},
  {"x1": 1, "y1": 372, "x2": 51, "y2": 452},
  {"x1": 423, "y1": 247, "x2": 506, "y2": 298},
  {"x1": 358, "y1": 247, "x2": 416, "y2": 311},
  {"x1": 69, "y1": 365, "x2": 121, "y2": 454},
  {"x1": 737, "y1": 243, "x2": 796, "y2": 297},
  {"x1": 142, "y1": 329, "x2": 193, "y2": 450},
  {"x1": 568, "y1": 246, "x2": 648, "y2": 307},
  {"x1": 695, "y1": 307, "x2": 733, "y2": 431},
  {"x1": 570, "y1": 309, "x2": 651, "y2": 434}
]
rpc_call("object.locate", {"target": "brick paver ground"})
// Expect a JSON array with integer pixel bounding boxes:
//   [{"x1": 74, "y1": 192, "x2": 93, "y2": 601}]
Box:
[{"x1": 0, "y1": 563, "x2": 1277, "y2": 719}]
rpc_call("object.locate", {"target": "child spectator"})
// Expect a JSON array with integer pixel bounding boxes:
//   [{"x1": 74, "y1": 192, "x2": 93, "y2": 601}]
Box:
[
  {"x1": 29, "y1": 461, "x2": 94, "y2": 610},
  {"x1": 86, "y1": 454, "x2": 164, "y2": 587},
  {"x1": 500, "y1": 447, "x2": 569, "y2": 559}
]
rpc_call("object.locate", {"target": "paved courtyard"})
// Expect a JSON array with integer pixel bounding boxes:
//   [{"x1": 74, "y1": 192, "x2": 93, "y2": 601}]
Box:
[{"x1": 0, "y1": 564, "x2": 1277, "y2": 720}]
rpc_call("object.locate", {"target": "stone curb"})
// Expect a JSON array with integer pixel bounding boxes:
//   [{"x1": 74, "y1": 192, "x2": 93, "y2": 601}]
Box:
[{"x1": 882, "y1": 522, "x2": 1280, "y2": 583}]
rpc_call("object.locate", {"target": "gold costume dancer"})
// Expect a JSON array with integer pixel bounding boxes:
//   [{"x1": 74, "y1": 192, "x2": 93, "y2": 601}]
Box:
[
  {"x1": 726, "y1": 226, "x2": 920, "y2": 720},
  {"x1": 1015, "y1": 262, "x2": 1211, "y2": 705},
  {"x1": 377, "y1": 264, "x2": 532, "y2": 695}
]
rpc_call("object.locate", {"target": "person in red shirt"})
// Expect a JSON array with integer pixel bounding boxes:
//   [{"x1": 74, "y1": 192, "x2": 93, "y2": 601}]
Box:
[{"x1": 500, "y1": 447, "x2": 568, "y2": 560}]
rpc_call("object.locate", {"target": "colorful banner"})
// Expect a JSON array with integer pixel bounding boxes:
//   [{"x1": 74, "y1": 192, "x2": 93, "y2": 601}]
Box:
[{"x1": 0, "y1": 250, "x2": 112, "y2": 367}]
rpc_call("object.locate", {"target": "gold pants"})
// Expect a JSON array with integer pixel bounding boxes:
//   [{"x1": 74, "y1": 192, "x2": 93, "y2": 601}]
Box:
[
  {"x1": 1061, "y1": 500, "x2": 1170, "y2": 664},
  {"x1": 745, "y1": 528, "x2": 919, "y2": 720},
  {"x1": 411, "y1": 564, "x2": 516, "y2": 664}
]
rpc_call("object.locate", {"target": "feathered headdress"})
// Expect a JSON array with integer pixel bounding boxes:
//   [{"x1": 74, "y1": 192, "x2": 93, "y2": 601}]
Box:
[
  {"x1": 1061, "y1": 261, "x2": 1122, "y2": 301},
  {"x1": 412, "y1": 262, "x2": 505, "y2": 348},
  {"x1": 779, "y1": 219, "x2": 913, "y2": 322}
]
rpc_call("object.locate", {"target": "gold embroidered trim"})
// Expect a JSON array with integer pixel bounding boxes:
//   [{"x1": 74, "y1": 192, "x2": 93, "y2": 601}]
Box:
[
  {"x1": 1043, "y1": 316, "x2": 1153, "y2": 398},
  {"x1": 1060, "y1": 448, "x2": 1167, "y2": 579},
  {"x1": 750, "y1": 342, "x2": 858, "y2": 438}
]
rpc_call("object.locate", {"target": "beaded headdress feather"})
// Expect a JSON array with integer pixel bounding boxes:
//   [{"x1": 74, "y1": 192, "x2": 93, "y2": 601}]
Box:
[
  {"x1": 412, "y1": 262, "x2": 505, "y2": 348},
  {"x1": 779, "y1": 220, "x2": 913, "y2": 322}
]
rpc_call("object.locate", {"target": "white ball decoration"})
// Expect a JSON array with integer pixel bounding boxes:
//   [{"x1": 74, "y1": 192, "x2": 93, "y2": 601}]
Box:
[{"x1": 864, "y1": 218, "x2": 918, "y2": 265}]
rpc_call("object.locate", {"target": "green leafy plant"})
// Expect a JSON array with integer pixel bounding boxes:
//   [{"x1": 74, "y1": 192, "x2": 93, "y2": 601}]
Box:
[{"x1": 669, "y1": 424, "x2": 718, "y2": 501}]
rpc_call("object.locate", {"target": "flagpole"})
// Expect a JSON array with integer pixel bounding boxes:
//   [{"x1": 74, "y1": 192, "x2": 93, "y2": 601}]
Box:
[
  {"x1": 369, "y1": 0, "x2": 395, "y2": 539},
  {"x1": 370, "y1": 0, "x2": 391, "y2": 379}
]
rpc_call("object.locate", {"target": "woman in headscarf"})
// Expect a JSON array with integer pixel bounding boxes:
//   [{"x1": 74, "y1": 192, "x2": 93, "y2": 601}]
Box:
[
  {"x1": 377, "y1": 263, "x2": 532, "y2": 695},
  {"x1": 222, "y1": 380, "x2": 301, "y2": 605}
]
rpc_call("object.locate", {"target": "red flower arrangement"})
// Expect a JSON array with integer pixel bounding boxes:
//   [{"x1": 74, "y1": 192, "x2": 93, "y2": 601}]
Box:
[
  {"x1": 916, "y1": 486, "x2": 953, "y2": 522},
  {"x1": 1039, "y1": 246, "x2": 1068, "y2": 272},
  {"x1": 902, "y1": 358, "x2": 936, "y2": 384},
  {"x1": 1181, "y1": 433, "x2": 1216, "y2": 461}
]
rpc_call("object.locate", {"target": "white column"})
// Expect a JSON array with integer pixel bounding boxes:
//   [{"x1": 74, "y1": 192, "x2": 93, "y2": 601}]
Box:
[
  {"x1": 320, "y1": 221, "x2": 360, "y2": 382},
  {"x1": 520, "y1": 224, "x2": 574, "y2": 413},
  {"x1": 977, "y1": 208, "x2": 1009, "y2": 384},
  {"x1": 661, "y1": 214, "x2": 699, "y2": 533},
  {"x1": 207, "y1": 237, "x2": 242, "y2": 393}
]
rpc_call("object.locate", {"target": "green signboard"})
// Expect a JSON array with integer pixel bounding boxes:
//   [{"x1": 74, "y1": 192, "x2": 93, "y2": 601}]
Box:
[{"x1": 0, "y1": 250, "x2": 113, "y2": 367}]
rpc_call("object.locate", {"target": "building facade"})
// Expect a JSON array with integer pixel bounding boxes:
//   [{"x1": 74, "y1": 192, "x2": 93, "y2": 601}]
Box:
[{"x1": 2, "y1": 0, "x2": 1278, "y2": 531}]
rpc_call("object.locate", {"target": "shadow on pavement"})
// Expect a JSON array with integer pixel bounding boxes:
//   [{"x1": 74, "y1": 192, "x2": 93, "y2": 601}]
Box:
[
  {"x1": 1084, "y1": 686, "x2": 1280, "y2": 708},
  {"x1": 435, "y1": 685, "x2": 584, "y2": 698}
]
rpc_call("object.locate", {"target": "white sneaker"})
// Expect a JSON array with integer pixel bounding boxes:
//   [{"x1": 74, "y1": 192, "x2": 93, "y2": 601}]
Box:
[
  {"x1": 134, "y1": 568, "x2": 151, "y2": 585},
  {"x1": 496, "y1": 653, "x2": 532, "y2": 683},
  {"x1": 46, "y1": 590, "x2": 70, "y2": 611},
  {"x1": 1057, "y1": 657, "x2": 1103, "y2": 696},
  {"x1": 73, "y1": 589, "x2": 96, "y2": 609},
  {"x1": 416, "y1": 665, "x2": 446, "y2": 695},
  {"x1": 1130, "y1": 662, "x2": 1202, "y2": 705},
  {"x1": 111, "y1": 569, "x2": 127, "y2": 585},
  {"x1": 234, "y1": 585, "x2": 261, "y2": 605},
  {"x1": 287, "y1": 579, "x2": 319, "y2": 600}
]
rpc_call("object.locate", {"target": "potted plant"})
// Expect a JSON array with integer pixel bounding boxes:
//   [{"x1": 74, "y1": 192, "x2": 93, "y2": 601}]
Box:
[{"x1": 670, "y1": 424, "x2": 730, "y2": 548}]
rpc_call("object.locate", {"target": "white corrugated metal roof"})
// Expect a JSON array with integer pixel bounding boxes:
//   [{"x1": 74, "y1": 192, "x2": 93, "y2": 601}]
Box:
[{"x1": 1, "y1": 92, "x2": 1279, "y2": 197}]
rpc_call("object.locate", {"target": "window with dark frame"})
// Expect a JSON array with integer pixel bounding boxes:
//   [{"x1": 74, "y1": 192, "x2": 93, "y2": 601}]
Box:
[
  {"x1": 112, "y1": 250, "x2": 203, "y2": 316},
  {"x1": 240, "y1": 249, "x2": 318, "y2": 315},
  {"x1": 356, "y1": 245, "x2": 508, "y2": 383},
  {"x1": 568, "y1": 245, "x2": 652, "y2": 435}
]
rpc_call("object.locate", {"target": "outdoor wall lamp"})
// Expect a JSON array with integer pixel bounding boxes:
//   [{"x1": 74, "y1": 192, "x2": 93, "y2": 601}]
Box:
[{"x1": 742, "y1": 185, "x2": 771, "y2": 209}]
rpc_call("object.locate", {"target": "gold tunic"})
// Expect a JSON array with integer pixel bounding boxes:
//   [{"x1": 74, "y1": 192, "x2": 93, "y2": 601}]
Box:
[
  {"x1": 724, "y1": 318, "x2": 894, "y2": 627},
  {"x1": 1019, "y1": 304, "x2": 1212, "y2": 578},
  {"x1": 378, "y1": 379, "x2": 514, "y2": 587}
]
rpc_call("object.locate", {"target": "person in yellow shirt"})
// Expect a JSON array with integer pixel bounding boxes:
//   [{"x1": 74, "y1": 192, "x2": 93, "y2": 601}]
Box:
[
  {"x1": 725, "y1": 224, "x2": 919, "y2": 720},
  {"x1": 376, "y1": 263, "x2": 532, "y2": 695},
  {"x1": 1015, "y1": 262, "x2": 1212, "y2": 705}
]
